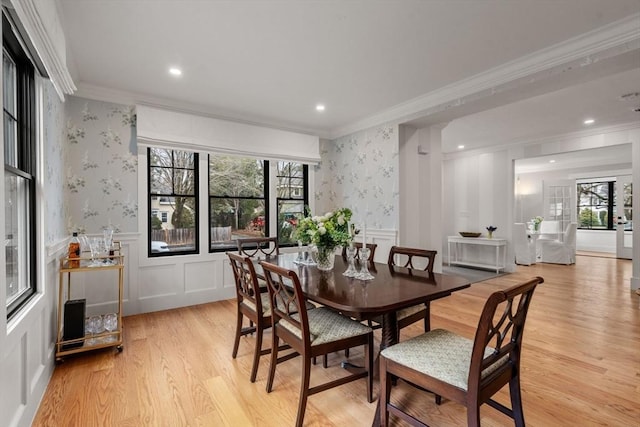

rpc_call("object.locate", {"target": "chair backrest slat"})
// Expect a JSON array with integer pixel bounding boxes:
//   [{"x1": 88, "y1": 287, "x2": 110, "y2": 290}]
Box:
[
  {"x1": 227, "y1": 252, "x2": 262, "y2": 313},
  {"x1": 259, "y1": 261, "x2": 311, "y2": 346},
  {"x1": 388, "y1": 246, "x2": 437, "y2": 273},
  {"x1": 237, "y1": 237, "x2": 279, "y2": 258}
]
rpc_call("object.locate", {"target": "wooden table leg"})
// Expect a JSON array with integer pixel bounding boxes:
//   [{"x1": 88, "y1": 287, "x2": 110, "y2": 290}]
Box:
[{"x1": 371, "y1": 311, "x2": 398, "y2": 427}]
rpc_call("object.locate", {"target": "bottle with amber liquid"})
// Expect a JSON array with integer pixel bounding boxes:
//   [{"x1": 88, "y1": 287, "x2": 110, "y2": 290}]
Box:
[{"x1": 68, "y1": 232, "x2": 80, "y2": 268}]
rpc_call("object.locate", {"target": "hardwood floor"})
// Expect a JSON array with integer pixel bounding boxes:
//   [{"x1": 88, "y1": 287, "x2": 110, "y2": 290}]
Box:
[{"x1": 33, "y1": 257, "x2": 638, "y2": 426}]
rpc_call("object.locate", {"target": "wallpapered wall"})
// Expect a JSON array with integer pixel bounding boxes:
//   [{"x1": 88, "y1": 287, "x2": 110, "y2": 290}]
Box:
[
  {"x1": 64, "y1": 96, "x2": 137, "y2": 234},
  {"x1": 43, "y1": 80, "x2": 66, "y2": 245},
  {"x1": 315, "y1": 124, "x2": 399, "y2": 230}
]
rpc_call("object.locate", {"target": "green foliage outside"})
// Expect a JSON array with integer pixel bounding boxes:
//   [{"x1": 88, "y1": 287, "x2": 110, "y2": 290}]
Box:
[
  {"x1": 151, "y1": 216, "x2": 163, "y2": 230},
  {"x1": 209, "y1": 156, "x2": 264, "y2": 231}
]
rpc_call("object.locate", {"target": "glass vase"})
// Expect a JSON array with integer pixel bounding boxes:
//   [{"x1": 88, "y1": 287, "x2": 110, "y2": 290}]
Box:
[{"x1": 310, "y1": 245, "x2": 335, "y2": 271}]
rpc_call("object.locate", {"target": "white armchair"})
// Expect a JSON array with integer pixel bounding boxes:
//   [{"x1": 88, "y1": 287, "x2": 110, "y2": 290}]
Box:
[
  {"x1": 539, "y1": 223, "x2": 577, "y2": 264},
  {"x1": 513, "y1": 223, "x2": 536, "y2": 265}
]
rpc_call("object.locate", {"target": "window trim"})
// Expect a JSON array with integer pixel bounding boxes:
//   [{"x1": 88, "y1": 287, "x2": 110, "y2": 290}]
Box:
[
  {"x1": 207, "y1": 155, "x2": 269, "y2": 253},
  {"x1": 577, "y1": 180, "x2": 615, "y2": 230},
  {"x1": 4, "y1": 12, "x2": 37, "y2": 318},
  {"x1": 147, "y1": 147, "x2": 200, "y2": 257},
  {"x1": 276, "y1": 162, "x2": 308, "y2": 247}
]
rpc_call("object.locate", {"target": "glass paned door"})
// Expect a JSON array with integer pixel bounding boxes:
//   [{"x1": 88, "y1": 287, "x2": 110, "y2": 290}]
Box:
[{"x1": 616, "y1": 175, "x2": 632, "y2": 259}]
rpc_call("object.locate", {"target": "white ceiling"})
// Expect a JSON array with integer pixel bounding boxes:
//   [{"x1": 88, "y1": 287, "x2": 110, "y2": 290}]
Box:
[{"x1": 58, "y1": 0, "x2": 640, "y2": 153}]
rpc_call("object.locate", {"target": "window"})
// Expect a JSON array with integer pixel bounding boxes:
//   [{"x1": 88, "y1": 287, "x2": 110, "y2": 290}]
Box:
[
  {"x1": 577, "y1": 181, "x2": 614, "y2": 230},
  {"x1": 4, "y1": 13, "x2": 37, "y2": 318},
  {"x1": 622, "y1": 182, "x2": 632, "y2": 231},
  {"x1": 148, "y1": 148, "x2": 198, "y2": 255},
  {"x1": 208, "y1": 155, "x2": 267, "y2": 251},
  {"x1": 276, "y1": 161, "x2": 308, "y2": 245}
]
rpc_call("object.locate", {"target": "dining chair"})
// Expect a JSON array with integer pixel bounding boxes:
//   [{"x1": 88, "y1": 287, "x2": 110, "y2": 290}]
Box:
[
  {"x1": 228, "y1": 252, "x2": 310, "y2": 382},
  {"x1": 379, "y1": 276, "x2": 544, "y2": 427},
  {"x1": 259, "y1": 260, "x2": 374, "y2": 427},
  {"x1": 513, "y1": 223, "x2": 536, "y2": 265},
  {"x1": 341, "y1": 242, "x2": 378, "y2": 267},
  {"x1": 388, "y1": 246, "x2": 438, "y2": 339},
  {"x1": 236, "y1": 236, "x2": 280, "y2": 258}
]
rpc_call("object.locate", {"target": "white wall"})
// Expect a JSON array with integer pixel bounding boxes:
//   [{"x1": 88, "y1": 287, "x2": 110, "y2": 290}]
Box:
[
  {"x1": 442, "y1": 126, "x2": 639, "y2": 287},
  {"x1": 1, "y1": 80, "x2": 66, "y2": 427}
]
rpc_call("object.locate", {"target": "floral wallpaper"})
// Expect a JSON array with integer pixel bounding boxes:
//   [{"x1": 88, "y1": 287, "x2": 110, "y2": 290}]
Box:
[
  {"x1": 315, "y1": 124, "x2": 399, "y2": 230},
  {"x1": 43, "y1": 80, "x2": 66, "y2": 245},
  {"x1": 64, "y1": 96, "x2": 137, "y2": 233}
]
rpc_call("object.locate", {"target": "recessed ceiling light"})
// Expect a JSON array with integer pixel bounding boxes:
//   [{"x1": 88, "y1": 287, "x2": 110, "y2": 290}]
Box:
[
  {"x1": 549, "y1": 159, "x2": 556, "y2": 163},
  {"x1": 583, "y1": 119, "x2": 595, "y2": 125},
  {"x1": 316, "y1": 104, "x2": 325, "y2": 112},
  {"x1": 457, "y1": 145, "x2": 465, "y2": 150},
  {"x1": 169, "y1": 67, "x2": 182, "y2": 76}
]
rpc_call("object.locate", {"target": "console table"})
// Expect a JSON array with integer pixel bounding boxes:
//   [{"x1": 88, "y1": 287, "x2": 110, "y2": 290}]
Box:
[{"x1": 447, "y1": 236, "x2": 507, "y2": 273}]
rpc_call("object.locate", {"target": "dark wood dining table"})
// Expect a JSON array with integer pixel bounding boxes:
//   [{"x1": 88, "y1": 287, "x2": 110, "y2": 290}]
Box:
[{"x1": 254, "y1": 253, "x2": 472, "y2": 426}]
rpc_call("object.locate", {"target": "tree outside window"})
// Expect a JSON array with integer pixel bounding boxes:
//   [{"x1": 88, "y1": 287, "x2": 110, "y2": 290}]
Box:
[
  {"x1": 577, "y1": 181, "x2": 614, "y2": 230},
  {"x1": 148, "y1": 148, "x2": 198, "y2": 255},
  {"x1": 276, "y1": 161, "x2": 308, "y2": 245},
  {"x1": 209, "y1": 155, "x2": 266, "y2": 251}
]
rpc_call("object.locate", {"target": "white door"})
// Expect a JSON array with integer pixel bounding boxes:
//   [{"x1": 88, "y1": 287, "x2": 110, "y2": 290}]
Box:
[
  {"x1": 543, "y1": 179, "x2": 576, "y2": 241},
  {"x1": 616, "y1": 176, "x2": 632, "y2": 259}
]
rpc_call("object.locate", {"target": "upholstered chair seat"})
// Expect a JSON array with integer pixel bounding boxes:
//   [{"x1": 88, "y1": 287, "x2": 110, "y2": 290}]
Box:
[{"x1": 381, "y1": 329, "x2": 508, "y2": 390}]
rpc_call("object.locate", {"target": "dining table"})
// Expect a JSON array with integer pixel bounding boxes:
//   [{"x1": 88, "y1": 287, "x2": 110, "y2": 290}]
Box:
[{"x1": 253, "y1": 252, "x2": 472, "y2": 426}]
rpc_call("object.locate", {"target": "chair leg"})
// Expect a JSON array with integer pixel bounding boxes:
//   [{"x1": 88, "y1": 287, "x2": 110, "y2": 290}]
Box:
[
  {"x1": 232, "y1": 310, "x2": 243, "y2": 358},
  {"x1": 266, "y1": 333, "x2": 279, "y2": 393},
  {"x1": 323, "y1": 354, "x2": 328, "y2": 368},
  {"x1": 509, "y1": 375, "x2": 525, "y2": 427},
  {"x1": 467, "y1": 404, "x2": 481, "y2": 427},
  {"x1": 424, "y1": 302, "x2": 431, "y2": 332},
  {"x1": 249, "y1": 323, "x2": 263, "y2": 383},
  {"x1": 379, "y1": 357, "x2": 391, "y2": 427},
  {"x1": 366, "y1": 335, "x2": 373, "y2": 402},
  {"x1": 295, "y1": 356, "x2": 312, "y2": 427},
  {"x1": 345, "y1": 348, "x2": 350, "y2": 358}
]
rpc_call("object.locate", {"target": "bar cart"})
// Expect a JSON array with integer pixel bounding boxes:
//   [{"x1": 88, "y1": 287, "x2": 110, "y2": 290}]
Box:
[{"x1": 55, "y1": 241, "x2": 124, "y2": 363}]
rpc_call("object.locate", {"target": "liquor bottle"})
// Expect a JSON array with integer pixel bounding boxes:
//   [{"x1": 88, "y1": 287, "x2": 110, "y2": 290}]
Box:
[{"x1": 68, "y1": 232, "x2": 80, "y2": 268}]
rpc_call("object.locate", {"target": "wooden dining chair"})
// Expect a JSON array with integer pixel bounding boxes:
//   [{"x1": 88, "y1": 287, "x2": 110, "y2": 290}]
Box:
[
  {"x1": 237, "y1": 236, "x2": 279, "y2": 258},
  {"x1": 388, "y1": 246, "x2": 437, "y2": 338},
  {"x1": 228, "y1": 252, "x2": 307, "y2": 383},
  {"x1": 379, "y1": 276, "x2": 544, "y2": 427},
  {"x1": 259, "y1": 260, "x2": 374, "y2": 427}
]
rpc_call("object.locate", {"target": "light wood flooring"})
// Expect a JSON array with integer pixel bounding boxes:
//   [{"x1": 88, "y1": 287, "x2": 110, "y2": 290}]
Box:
[{"x1": 33, "y1": 257, "x2": 639, "y2": 426}]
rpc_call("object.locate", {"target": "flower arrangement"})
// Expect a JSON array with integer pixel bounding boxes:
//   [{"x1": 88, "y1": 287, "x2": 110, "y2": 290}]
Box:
[
  {"x1": 294, "y1": 207, "x2": 353, "y2": 251},
  {"x1": 532, "y1": 216, "x2": 543, "y2": 231},
  {"x1": 486, "y1": 225, "x2": 497, "y2": 238}
]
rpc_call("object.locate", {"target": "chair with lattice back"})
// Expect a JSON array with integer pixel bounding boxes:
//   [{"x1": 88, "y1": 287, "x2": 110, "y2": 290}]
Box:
[
  {"x1": 260, "y1": 260, "x2": 374, "y2": 427},
  {"x1": 237, "y1": 236, "x2": 279, "y2": 258},
  {"x1": 387, "y1": 246, "x2": 437, "y2": 338},
  {"x1": 380, "y1": 276, "x2": 543, "y2": 427}
]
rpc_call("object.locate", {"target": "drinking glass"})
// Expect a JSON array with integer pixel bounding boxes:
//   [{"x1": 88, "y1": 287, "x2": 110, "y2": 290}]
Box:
[
  {"x1": 88, "y1": 237, "x2": 103, "y2": 267},
  {"x1": 103, "y1": 313, "x2": 118, "y2": 342},
  {"x1": 103, "y1": 227, "x2": 114, "y2": 265}
]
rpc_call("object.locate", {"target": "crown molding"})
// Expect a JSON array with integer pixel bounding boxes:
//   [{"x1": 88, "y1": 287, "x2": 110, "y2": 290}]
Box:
[
  {"x1": 330, "y1": 13, "x2": 640, "y2": 139},
  {"x1": 443, "y1": 121, "x2": 640, "y2": 161},
  {"x1": 8, "y1": 0, "x2": 76, "y2": 100}
]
